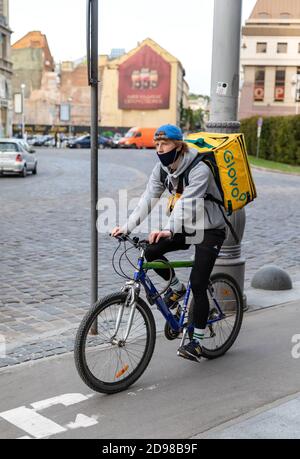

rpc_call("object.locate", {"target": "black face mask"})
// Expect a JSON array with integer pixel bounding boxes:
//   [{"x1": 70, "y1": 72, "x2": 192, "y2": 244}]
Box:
[{"x1": 156, "y1": 147, "x2": 179, "y2": 167}]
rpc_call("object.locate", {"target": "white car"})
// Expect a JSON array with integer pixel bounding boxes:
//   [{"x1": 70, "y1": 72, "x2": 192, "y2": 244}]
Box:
[{"x1": 0, "y1": 138, "x2": 37, "y2": 177}]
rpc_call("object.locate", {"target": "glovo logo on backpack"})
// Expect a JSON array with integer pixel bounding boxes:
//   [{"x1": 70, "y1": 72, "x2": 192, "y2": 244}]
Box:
[
  {"x1": 223, "y1": 149, "x2": 248, "y2": 203},
  {"x1": 185, "y1": 132, "x2": 257, "y2": 215}
]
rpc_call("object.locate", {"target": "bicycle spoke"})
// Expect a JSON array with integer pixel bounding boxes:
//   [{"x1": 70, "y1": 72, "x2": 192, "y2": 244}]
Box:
[
  {"x1": 82, "y1": 300, "x2": 150, "y2": 384},
  {"x1": 202, "y1": 278, "x2": 240, "y2": 352}
]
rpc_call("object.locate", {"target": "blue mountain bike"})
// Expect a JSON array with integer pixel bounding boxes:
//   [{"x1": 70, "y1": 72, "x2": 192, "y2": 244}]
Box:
[{"x1": 74, "y1": 234, "x2": 243, "y2": 394}]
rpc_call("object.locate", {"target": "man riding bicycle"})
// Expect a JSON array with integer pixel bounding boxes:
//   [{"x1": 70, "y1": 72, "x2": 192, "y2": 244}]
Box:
[{"x1": 112, "y1": 124, "x2": 226, "y2": 362}]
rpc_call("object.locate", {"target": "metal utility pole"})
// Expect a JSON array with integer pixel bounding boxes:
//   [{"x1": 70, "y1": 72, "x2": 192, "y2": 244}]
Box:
[
  {"x1": 21, "y1": 83, "x2": 26, "y2": 139},
  {"x1": 295, "y1": 75, "x2": 300, "y2": 116},
  {"x1": 87, "y1": 0, "x2": 98, "y2": 332},
  {"x1": 206, "y1": 0, "x2": 247, "y2": 307}
]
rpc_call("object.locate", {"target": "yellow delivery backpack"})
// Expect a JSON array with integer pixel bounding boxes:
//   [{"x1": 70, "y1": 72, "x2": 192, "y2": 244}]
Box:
[
  {"x1": 185, "y1": 132, "x2": 257, "y2": 215},
  {"x1": 160, "y1": 132, "x2": 257, "y2": 243}
]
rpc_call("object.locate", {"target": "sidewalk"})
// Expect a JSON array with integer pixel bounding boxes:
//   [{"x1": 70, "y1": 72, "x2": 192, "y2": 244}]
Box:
[
  {"x1": 246, "y1": 274, "x2": 300, "y2": 311},
  {"x1": 1, "y1": 278, "x2": 300, "y2": 368},
  {"x1": 193, "y1": 391, "x2": 300, "y2": 439},
  {"x1": 190, "y1": 290, "x2": 300, "y2": 440}
]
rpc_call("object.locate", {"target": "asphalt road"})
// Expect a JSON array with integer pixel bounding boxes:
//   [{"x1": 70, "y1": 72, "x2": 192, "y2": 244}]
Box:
[
  {"x1": 0, "y1": 146, "x2": 299, "y2": 364},
  {"x1": 0, "y1": 300, "x2": 299, "y2": 439},
  {"x1": 0, "y1": 147, "x2": 299, "y2": 439}
]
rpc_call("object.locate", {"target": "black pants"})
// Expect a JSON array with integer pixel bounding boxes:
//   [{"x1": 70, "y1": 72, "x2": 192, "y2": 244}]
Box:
[{"x1": 144, "y1": 229, "x2": 226, "y2": 329}]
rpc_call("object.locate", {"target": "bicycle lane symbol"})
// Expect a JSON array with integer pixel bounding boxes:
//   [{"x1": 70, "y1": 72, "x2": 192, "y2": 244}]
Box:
[{"x1": 0, "y1": 393, "x2": 100, "y2": 439}]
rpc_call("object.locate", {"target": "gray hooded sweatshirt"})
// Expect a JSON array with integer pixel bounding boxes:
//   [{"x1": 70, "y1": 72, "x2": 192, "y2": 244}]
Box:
[{"x1": 121, "y1": 147, "x2": 226, "y2": 237}]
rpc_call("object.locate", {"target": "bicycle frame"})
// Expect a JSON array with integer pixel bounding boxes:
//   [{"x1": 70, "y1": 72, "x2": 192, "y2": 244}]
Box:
[{"x1": 128, "y1": 248, "x2": 226, "y2": 335}]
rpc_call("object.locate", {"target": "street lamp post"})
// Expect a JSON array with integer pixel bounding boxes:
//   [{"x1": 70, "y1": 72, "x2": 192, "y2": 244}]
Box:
[
  {"x1": 68, "y1": 97, "x2": 73, "y2": 137},
  {"x1": 295, "y1": 77, "x2": 300, "y2": 116},
  {"x1": 20, "y1": 83, "x2": 26, "y2": 139},
  {"x1": 87, "y1": 0, "x2": 99, "y2": 334},
  {"x1": 206, "y1": 0, "x2": 247, "y2": 307}
]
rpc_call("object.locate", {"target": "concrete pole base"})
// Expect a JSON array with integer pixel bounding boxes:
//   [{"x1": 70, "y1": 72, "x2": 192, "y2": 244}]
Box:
[{"x1": 213, "y1": 257, "x2": 247, "y2": 310}]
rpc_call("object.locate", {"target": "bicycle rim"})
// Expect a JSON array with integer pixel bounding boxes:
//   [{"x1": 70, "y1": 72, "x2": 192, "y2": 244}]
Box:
[
  {"x1": 201, "y1": 274, "x2": 243, "y2": 357},
  {"x1": 75, "y1": 293, "x2": 156, "y2": 393}
]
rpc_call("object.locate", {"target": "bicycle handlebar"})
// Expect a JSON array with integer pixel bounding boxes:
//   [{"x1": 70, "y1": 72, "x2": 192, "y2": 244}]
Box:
[{"x1": 110, "y1": 233, "x2": 149, "y2": 249}]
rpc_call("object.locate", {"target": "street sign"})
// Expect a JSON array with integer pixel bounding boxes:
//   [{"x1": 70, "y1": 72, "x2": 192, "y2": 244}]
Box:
[
  {"x1": 257, "y1": 117, "x2": 263, "y2": 139},
  {"x1": 216, "y1": 82, "x2": 228, "y2": 96},
  {"x1": 257, "y1": 117, "x2": 263, "y2": 128},
  {"x1": 60, "y1": 103, "x2": 70, "y2": 122},
  {"x1": 14, "y1": 93, "x2": 22, "y2": 114},
  {"x1": 291, "y1": 74, "x2": 300, "y2": 101}
]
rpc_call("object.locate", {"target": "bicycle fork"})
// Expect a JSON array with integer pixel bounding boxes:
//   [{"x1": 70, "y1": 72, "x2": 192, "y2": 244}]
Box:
[{"x1": 111, "y1": 281, "x2": 140, "y2": 345}]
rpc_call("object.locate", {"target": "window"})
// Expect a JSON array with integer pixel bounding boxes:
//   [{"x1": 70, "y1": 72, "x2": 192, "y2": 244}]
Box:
[
  {"x1": 277, "y1": 42, "x2": 288, "y2": 53},
  {"x1": 256, "y1": 42, "x2": 267, "y2": 53},
  {"x1": 280, "y1": 12, "x2": 291, "y2": 19},
  {"x1": 274, "y1": 67, "x2": 286, "y2": 101},
  {"x1": 259, "y1": 12, "x2": 271, "y2": 19},
  {"x1": 0, "y1": 34, "x2": 6, "y2": 59},
  {"x1": 254, "y1": 67, "x2": 265, "y2": 101}
]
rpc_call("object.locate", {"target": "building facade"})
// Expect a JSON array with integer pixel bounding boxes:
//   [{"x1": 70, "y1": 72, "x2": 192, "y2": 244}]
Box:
[
  {"x1": 99, "y1": 38, "x2": 189, "y2": 129},
  {"x1": 11, "y1": 31, "x2": 59, "y2": 135},
  {"x1": 239, "y1": 0, "x2": 300, "y2": 119},
  {"x1": 0, "y1": 0, "x2": 12, "y2": 137},
  {"x1": 12, "y1": 36, "x2": 189, "y2": 134}
]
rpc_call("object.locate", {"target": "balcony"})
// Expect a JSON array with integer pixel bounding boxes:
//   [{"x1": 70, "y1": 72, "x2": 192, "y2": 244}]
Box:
[{"x1": 0, "y1": 57, "x2": 12, "y2": 75}]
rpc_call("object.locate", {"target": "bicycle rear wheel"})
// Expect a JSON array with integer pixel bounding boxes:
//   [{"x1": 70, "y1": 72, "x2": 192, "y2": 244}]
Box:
[
  {"x1": 74, "y1": 292, "x2": 156, "y2": 394},
  {"x1": 189, "y1": 273, "x2": 243, "y2": 359}
]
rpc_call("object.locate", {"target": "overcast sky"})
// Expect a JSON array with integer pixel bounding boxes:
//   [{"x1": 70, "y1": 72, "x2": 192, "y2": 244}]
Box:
[{"x1": 10, "y1": 0, "x2": 257, "y2": 95}]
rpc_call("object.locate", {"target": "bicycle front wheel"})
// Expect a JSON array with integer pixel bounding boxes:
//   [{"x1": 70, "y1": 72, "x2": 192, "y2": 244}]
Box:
[{"x1": 74, "y1": 292, "x2": 156, "y2": 394}]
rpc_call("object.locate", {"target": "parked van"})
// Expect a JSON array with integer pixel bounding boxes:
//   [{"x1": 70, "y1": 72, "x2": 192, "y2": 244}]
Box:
[{"x1": 118, "y1": 127, "x2": 156, "y2": 149}]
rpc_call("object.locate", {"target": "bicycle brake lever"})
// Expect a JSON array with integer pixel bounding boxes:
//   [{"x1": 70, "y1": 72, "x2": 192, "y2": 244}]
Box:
[
  {"x1": 139, "y1": 239, "x2": 149, "y2": 245},
  {"x1": 113, "y1": 234, "x2": 126, "y2": 242}
]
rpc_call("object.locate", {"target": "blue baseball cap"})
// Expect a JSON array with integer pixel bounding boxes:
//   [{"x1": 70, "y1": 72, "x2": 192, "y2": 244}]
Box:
[{"x1": 154, "y1": 124, "x2": 183, "y2": 141}]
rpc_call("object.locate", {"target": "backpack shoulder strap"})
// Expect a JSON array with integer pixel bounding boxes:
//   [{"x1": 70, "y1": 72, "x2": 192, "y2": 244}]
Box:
[
  {"x1": 160, "y1": 166, "x2": 168, "y2": 185},
  {"x1": 182, "y1": 153, "x2": 207, "y2": 186},
  {"x1": 160, "y1": 166, "x2": 169, "y2": 190},
  {"x1": 176, "y1": 155, "x2": 201, "y2": 194},
  {"x1": 180, "y1": 155, "x2": 239, "y2": 244}
]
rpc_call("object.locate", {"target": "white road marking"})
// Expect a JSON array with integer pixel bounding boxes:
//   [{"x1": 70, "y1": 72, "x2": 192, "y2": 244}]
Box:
[
  {"x1": 127, "y1": 384, "x2": 159, "y2": 396},
  {"x1": 0, "y1": 393, "x2": 98, "y2": 439},
  {"x1": 66, "y1": 414, "x2": 99, "y2": 430},
  {"x1": 0, "y1": 406, "x2": 66, "y2": 439},
  {"x1": 31, "y1": 393, "x2": 91, "y2": 410}
]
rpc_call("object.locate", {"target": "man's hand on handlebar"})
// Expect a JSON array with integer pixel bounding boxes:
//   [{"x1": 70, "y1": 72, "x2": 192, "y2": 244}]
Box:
[
  {"x1": 111, "y1": 226, "x2": 124, "y2": 238},
  {"x1": 149, "y1": 230, "x2": 172, "y2": 244},
  {"x1": 110, "y1": 228, "x2": 172, "y2": 246}
]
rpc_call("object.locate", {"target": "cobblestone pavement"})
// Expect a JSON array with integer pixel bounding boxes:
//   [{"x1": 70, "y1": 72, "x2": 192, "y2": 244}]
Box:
[{"x1": 0, "y1": 147, "x2": 299, "y2": 366}]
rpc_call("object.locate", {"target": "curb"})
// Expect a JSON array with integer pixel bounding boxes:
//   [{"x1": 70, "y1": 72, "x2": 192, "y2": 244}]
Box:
[
  {"x1": 250, "y1": 164, "x2": 300, "y2": 177},
  {"x1": 191, "y1": 390, "x2": 300, "y2": 439}
]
